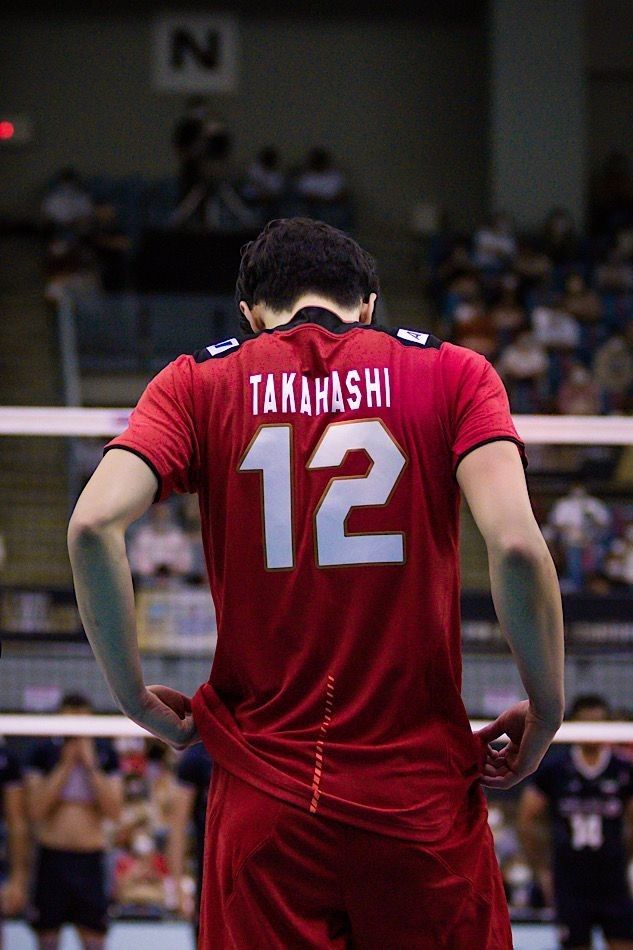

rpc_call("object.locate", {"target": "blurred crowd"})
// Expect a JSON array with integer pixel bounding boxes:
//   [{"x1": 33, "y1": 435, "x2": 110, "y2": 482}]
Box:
[{"x1": 1, "y1": 692, "x2": 631, "y2": 943}]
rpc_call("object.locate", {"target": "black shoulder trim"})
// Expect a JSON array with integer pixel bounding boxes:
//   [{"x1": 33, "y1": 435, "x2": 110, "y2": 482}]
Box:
[
  {"x1": 103, "y1": 445, "x2": 162, "y2": 502},
  {"x1": 372, "y1": 324, "x2": 443, "y2": 349},
  {"x1": 454, "y1": 436, "x2": 528, "y2": 475},
  {"x1": 193, "y1": 336, "x2": 243, "y2": 363}
]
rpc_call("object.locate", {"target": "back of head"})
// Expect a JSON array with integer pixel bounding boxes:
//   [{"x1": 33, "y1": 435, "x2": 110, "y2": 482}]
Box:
[{"x1": 235, "y1": 218, "x2": 379, "y2": 335}]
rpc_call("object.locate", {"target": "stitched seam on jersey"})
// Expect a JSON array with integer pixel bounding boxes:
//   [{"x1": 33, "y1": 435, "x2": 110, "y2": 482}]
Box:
[{"x1": 309, "y1": 675, "x2": 335, "y2": 814}]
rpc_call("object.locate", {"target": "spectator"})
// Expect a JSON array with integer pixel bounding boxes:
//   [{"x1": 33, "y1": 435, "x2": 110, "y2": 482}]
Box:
[
  {"x1": 531, "y1": 298, "x2": 580, "y2": 352},
  {"x1": 167, "y1": 743, "x2": 213, "y2": 937},
  {"x1": 451, "y1": 302, "x2": 497, "y2": 358},
  {"x1": 604, "y1": 522, "x2": 633, "y2": 587},
  {"x1": 546, "y1": 484, "x2": 610, "y2": 591},
  {"x1": 171, "y1": 112, "x2": 256, "y2": 231},
  {"x1": 594, "y1": 239, "x2": 633, "y2": 295},
  {"x1": 517, "y1": 695, "x2": 633, "y2": 947},
  {"x1": 128, "y1": 504, "x2": 194, "y2": 588},
  {"x1": 240, "y1": 146, "x2": 286, "y2": 222},
  {"x1": 593, "y1": 334, "x2": 633, "y2": 413},
  {"x1": 25, "y1": 693, "x2": 122, "y2": 950},
  {"x1": 489, "y1": 273, "x2": 526, "y2": 346},
  {"x1": 40, "y1": 167, "x2": 95, "y2": 242},
  {"x1": 292, "y1": 148, "x2": 352, "y2": 229},
  {"x1": 562, "y1": 272, "x2": 602, "y2": 325},
  {"x1": 0, "y1": 738, "x2": 29, "y2": 947},
  {"x1": 172, "y1": 97, "x2": 221, "y2": 202},
  {"x1": 113, "y1": 821, "x2": 170, "y2": 912},
  {"x1": 556, "y1": 363, "x2": 600, "y2": 416},
  {"x1": 495, "y1": 331, "x2": 548, "y2": 412},
  {"x1": 472, "y1": 213, "x2": 516, "y2": 272}
]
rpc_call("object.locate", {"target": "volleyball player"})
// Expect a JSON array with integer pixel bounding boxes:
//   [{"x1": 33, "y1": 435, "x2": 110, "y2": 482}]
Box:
[
  {"x1": 518, "y1": 695, "x2": 633, "y2": 949},
  {"x1": 68, "y1": 218, "x2": 565, "y2": 948},
  {"x1": 0, "y1": 737, "x2": 28, "y2": 950}
]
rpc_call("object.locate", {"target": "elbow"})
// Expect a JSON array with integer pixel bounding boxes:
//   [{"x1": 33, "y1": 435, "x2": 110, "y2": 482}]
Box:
[
  {"x1": 493, "y1": 534, "x2": 549, "y2": 566},
  {"x1": 67, "y1": 510, "x2": 116, "y2": 552}
]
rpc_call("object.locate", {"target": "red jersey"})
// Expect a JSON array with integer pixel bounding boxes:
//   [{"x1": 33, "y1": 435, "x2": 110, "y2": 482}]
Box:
[{"x1": 107, "y1": 306, "x2": 526, "y2": 843}]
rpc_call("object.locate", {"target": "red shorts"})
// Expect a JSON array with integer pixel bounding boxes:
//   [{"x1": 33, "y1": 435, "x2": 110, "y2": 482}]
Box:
[{"x1": 199, "y1": 765, "x2": 512, "y2": 949}]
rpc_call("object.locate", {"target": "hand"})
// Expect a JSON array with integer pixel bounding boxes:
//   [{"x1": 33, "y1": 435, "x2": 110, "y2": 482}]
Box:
[
  {"x1": 128, "y1": 685, "x2": 199, "y2": 751},
  {"x1": 476, "y1": 700, "x2": 561, "y2": 790},
  {"x1": 76, "y1": 737, "x2": 98, "y2": 770},
  {"x1": 1, "y1": 877, "x2": 28, "y2": 916},
  {"x1": 60, "y1": 737, "x2": 80, "y2": 765}
]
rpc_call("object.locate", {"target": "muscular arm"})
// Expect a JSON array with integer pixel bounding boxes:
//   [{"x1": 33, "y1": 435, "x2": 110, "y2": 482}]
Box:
[
  {"x1": 457, "y1": 440, "x2": 565, "y2": 786},
  {"x1": 457, "y1": 440, "x2": 565, "y2": 725},
  {"x1": 3, "y1": 783, "x2": 29, "y2": 897},
  {"x1": 67, "y1": 449, "x2": 197, "y2": 748}
]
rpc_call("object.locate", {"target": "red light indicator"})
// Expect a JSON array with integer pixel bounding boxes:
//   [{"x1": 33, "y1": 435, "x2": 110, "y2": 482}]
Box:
[{"x1": 0, "y1": 121, "x2": 15, "y2": 140}]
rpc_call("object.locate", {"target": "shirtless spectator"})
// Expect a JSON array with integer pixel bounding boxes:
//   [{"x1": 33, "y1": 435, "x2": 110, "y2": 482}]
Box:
[
  {"x1": 0, "y1": 738, "x2": 28, "y2": 949},
  {"x1": 25, "y1": 693, "x2": 122, "y2": 950}
]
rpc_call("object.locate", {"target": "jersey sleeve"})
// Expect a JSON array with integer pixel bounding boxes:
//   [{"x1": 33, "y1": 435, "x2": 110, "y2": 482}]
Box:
[
  {"x1": 440, "y1": 343, "x2": 527, "y2": 474},
  {"x1": 104, "y1": 356, "x2": 199, "y2": 501}
]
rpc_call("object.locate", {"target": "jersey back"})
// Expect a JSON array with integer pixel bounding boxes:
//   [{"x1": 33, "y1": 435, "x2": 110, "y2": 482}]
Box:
[{"x1": 108, "y1": 306, "x2": 525, "y2": 841}]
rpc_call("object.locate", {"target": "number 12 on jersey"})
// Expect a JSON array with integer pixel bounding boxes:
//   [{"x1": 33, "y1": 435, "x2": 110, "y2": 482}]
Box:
[{"x1": 239, "y1": 419, "x2": 408, "y2": 570}]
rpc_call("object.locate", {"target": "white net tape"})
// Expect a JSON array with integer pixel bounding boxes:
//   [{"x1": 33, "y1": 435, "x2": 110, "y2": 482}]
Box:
[
  {"x1": 0, "y1": 715, "x2": 631, "y2": 743},
  {"x1": 1, "y1": 408, "x2": 633, "y2": 442}
]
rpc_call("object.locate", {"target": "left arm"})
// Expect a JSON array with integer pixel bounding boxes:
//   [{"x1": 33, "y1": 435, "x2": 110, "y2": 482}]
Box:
[
  {"x1": 67, "y1": 449, "x2": 197, "y2": 749},
  {"x1": 0, "y1": 783, "x2": 29, "y2": 916}
]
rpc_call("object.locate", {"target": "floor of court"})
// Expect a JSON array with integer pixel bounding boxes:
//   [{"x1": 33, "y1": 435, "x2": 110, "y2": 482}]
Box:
[{"x1": 1, "y1": 922, "x2": 610, "y2": 949}]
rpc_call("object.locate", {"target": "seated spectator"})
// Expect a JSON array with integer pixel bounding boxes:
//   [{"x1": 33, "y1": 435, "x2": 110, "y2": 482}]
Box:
[
  {"x1": 513, "y1": 241, "x2": 553, "y2": 289},
  {"x1": 531, "y1": 297, "x2": 580, "y2": 351},
  {"x1": 291, "y1": 148, "x2": 352, "y2": 229},
  {"x1": 40, "y1": 167, "x2": 95, "y2": 242},
  {"x1": 240, "y1": 146, "x2": 286, "y2": 222},
  {"x1": 495, "y1": 331, "x2": 548, "y2": 412},
  {"x1": 24, "y1": 693, "x2": 122, "y2": 950},
  {"x1": 113, "y1": 821, "x2": 170, "y2": 912},
  {"x1": 489, "y1": 273, "x2": 526, "y2": 347},
  {"x1": 472, "y1": 213, "x2": 516, "y2": 272},
  {"x1": 556, "y1": 363, "x2": 600, "y2": 415},
  {"x1": 593, "y1": 333, "x2": 633, "y2": 413},
  {"x1": 128, "y1": 504, "x2": 194, "y2": 588},
  {"x1": 546, "y1": 484, "x2": 611, "y2": 591},
  {"x1": 594, "y1": 240, "x2": 633, "y2": 295},
  {"x1": 451, "y1": 302, "x2": 497, "y2": 358},
  {"x1": 563, "y1": 272, "x2": 602, "y2": 324},
  {"x1": 604, "y1": 522, "x2": 633, "y2": 587},
  {"x1": 0, "y1": 737, "x2": 29, "y2": 936}
]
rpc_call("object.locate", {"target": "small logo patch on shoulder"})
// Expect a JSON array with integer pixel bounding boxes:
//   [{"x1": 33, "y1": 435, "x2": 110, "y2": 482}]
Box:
[
  {"x1": 207, "y1": 338, "x2": 240, "y2": 357},
  {"x1": 397, "y1": 328, "x2": 429, "y2": 346}
]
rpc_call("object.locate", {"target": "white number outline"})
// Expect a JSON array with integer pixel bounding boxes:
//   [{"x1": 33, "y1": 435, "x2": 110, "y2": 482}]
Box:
[
  {"x1": 306, "y1": 418, "x2": 408, "y2": 569},
  {"x1": 238, "y1": 423, "x2": 296, "y2": 572},
  {"x1": 239, "y1": 418, "x2": 408, "y2": 571}
]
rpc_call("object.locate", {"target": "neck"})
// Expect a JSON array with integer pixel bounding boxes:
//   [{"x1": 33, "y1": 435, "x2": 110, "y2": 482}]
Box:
[{"x1": 263, "y1": 295, "x2": 363, "y2": 330}]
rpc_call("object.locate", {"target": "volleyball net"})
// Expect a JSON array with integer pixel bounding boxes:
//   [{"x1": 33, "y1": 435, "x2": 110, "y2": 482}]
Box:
[{"x1": 0, "y1": 407, "x2": 632, "y2": 745}]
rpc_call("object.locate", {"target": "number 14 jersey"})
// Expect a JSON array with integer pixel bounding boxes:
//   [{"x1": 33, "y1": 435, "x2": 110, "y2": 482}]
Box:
[{"x1": 107, "y1": 306, "x2": 526, "y2": 842}]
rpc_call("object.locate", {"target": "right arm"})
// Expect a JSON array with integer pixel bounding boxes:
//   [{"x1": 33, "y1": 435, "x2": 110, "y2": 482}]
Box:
[
  {"x1": 457, "y1": 439, "x2": 565, "y2": 788},
  {"x1": 516, "y1": 785, "x2": 553, "y2": 902}
]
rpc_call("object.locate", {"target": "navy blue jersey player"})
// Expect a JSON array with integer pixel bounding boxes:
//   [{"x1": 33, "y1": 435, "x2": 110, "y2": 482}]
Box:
[{"x1": 518, "y1": 695, "x2": 633, "y2": 950}]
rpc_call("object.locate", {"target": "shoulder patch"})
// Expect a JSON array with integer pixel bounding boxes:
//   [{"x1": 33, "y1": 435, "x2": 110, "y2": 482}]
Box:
[
  {"x1": 391, "y1": 327, "x2": 442, "y2": 349},
  {"x1": 194, "y1": 337, "x2": 241, "y2": 363}
]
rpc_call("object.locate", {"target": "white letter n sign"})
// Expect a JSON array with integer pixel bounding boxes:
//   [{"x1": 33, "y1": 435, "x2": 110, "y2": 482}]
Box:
[{"x1": 153, "y1": 15, "x2": 239, "y2": 93}]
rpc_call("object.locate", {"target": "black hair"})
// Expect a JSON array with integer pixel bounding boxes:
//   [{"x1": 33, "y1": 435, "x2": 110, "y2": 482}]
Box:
[
  {"x1": 60, "y1": 692, "x2": 92, "y2": 711},
  {"x1": 235, "y1": 218, "x2": 379, "y2": 335},
  {"x1": 569, "y1": 694, "x2": 610, "y2": 720}
]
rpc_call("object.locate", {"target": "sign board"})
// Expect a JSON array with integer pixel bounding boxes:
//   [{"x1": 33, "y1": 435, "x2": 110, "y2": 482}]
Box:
[
  {"x1": 152, "y1": 15, "x2": 239, "y2": 93},
  {"x1": 137, "y1": 588, "x2": 217, "y2": 655}
]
